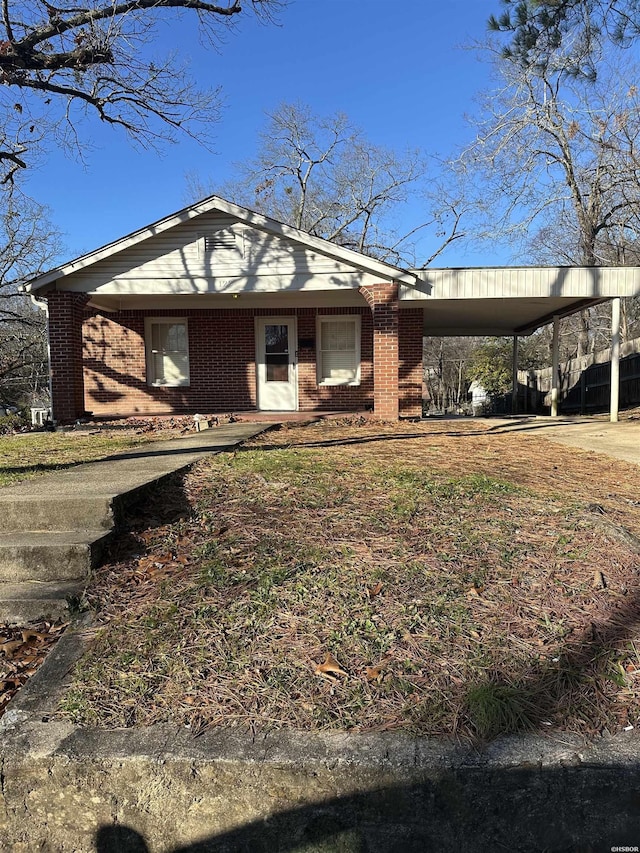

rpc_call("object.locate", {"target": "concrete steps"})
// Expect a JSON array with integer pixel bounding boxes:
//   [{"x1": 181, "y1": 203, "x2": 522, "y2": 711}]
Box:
[
  {"x1": 0, "y1": 488, "x2": 119, "y2": 623},
  {"x1": 0, "y1": 531, "x2": 112, "y2": 582},
  {"x1": 0, "y1": 422, "x2": 271, "y2": 624},
  {"x1": 0, "y1": 580, "x2": 86, "y2": 624},
  {"x1": 0, "y1": 496, "x2": 114, "y2": 534},
  {"x1": 0, "y1": 526, "x2": 114, "y2": 624}
]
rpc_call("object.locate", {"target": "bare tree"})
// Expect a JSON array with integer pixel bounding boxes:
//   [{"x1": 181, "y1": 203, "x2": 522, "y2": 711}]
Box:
[
  {"x1": 0, "y1": 316, "x2": 49, "y2": 410},
  {"x1": 423, "y1": 332, "x2": 551, "y2": 413},
  {"x1": 458, "y1": 45, "x2": 640, "y2": 356},
  {"x1": 423, "y1": 336, "x2": 483, "y2": 412},
  {"x1": 0, "y1": 0, "x2": 281, "y2": 184},
  {"x1": 187, "y1": 102, "x2": 466, "y2": 266},
  {"x1": 0, "y1": 190, "x2": 61, "y2": 407},
  {"x1": 461, "y1": 58, "x2": 640, "y2": 258}
]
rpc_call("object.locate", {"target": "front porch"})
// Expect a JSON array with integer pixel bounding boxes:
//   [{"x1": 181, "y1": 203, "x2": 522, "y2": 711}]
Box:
[{"x1": 46, "y1": 290, "x2": 424, "y2": 424}]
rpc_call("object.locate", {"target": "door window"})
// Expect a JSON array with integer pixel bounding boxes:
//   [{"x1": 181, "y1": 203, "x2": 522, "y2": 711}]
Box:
[{"x1": 265, "y1": 324, "x2": 290, "y2": 382}]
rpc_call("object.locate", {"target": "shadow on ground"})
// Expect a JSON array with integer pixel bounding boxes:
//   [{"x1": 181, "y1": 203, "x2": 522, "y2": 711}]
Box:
[
  {"x1": 245, "y1": 417, "x2": 599, "y2": 454},
  {"x1": 94, "y1": 764, "x2": 640, "y2": 852}
]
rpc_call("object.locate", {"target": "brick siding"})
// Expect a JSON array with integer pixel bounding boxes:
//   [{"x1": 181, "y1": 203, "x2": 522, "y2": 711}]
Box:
[
  {"x1": 81, "y1": 306, "x2": 375, "y2": 417},
  {"x1": 399, "y1": 308, "x2": 424, "y2": 417},
  {"x1": 359, "y1": 283, "x2": 400, "y2": 420},
  {"x1": 47, "y1": 292, "x2": 90, "y2": 422}
]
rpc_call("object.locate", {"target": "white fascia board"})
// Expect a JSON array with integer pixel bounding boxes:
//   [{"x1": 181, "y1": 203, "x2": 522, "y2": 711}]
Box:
[{"x1": 26, "y1": 195, "x2": 418, "y2": 293}]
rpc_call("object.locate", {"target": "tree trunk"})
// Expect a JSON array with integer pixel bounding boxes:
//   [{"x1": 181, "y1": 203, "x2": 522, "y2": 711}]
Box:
[{"x1": 577, "y1": 309, "x2": 590, "y2": 359}]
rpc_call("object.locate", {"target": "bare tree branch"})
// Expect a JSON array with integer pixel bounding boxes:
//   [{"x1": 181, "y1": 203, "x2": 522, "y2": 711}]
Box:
[
  {"x1": 459, "y1": 28, "x2": 640, "y2": 355},
  {"x1": 417, "y1": 206, "x2": 466, "y2": 269},
  {"x1": 185, "y1": 103, "x2": 467, "y2": 267},
  {"x1": 0, "y1": 186, "x2": 60, "y2": 406},
  {"x1": 0, "y1": 0, "x2": 282, "y2": 182}
]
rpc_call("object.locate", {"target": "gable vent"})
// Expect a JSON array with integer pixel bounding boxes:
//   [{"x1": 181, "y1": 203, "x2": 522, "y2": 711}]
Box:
[{"x1": 203, "y1": 232, "x2": 238, "y2": 252}]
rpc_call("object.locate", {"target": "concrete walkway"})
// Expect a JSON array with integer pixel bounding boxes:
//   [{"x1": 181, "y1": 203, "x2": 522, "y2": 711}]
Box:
[{"x1": 0, "y1": 422, "x2": 271, "y2": 623}]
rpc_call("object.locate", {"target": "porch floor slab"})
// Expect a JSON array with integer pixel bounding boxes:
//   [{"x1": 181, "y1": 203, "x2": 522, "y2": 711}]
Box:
[{"x1": 231, "y1": 410, "x2": 371, "y2": 423}]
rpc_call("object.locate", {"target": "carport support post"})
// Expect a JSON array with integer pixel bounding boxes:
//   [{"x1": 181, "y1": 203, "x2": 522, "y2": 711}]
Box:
[
  {"x1": 610, "y1": 296, "x2": 621, "y2": 423},
  {"x1": 551, "y1": 315, "x2": 560, "y2": 417},
  {"x1": 511, "y1": 335, "x2": 518, "y2": 415}
]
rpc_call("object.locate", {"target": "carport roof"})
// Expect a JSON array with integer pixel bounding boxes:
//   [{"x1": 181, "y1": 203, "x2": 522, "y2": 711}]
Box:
[{"x1": 405, "y1": 266, "x2": 640, "y2": 336}]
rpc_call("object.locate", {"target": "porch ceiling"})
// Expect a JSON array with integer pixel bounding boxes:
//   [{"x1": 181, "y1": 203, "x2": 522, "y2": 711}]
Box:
[
  {"x1": 86, "y1": 289, "x2": 369, "y2": 313},
  {"x1": 405, "y1": 265, "x2": 640, "y2": 337},
  {"x1": 420, "y1": 296, "x2": 607, "y2": 337}
]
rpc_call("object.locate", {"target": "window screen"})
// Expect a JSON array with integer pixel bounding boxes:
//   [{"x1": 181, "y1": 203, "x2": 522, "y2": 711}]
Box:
[{"x1": 147, "y1": 320, "x2": 190, "y2": 386}]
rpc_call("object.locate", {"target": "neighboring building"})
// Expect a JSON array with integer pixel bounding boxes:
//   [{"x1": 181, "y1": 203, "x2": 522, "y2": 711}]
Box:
[{"x1": 468, "y1": 380, "x2": 489, "y2": 416}]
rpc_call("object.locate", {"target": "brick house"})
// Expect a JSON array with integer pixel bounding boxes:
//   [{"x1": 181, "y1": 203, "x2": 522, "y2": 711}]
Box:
[{"x1": 26, "y1": 196, "x2": 425, "y2": 423}]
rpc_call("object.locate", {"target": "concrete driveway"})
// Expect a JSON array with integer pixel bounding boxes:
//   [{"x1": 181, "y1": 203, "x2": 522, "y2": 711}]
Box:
[{"x1": 483, "y1": 415, "x2": 640, "y2": 466}]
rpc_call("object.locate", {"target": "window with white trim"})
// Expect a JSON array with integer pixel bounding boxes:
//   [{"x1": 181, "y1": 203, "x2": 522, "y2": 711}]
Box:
[
  {"x1": 145, "y1": 318, "x2": 190, "y2": 387},
  {"x1": 317, "y1": 316, "x2": 361, "y2": 385}
]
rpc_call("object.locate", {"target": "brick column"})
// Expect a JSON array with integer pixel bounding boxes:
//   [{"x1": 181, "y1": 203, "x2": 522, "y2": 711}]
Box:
[
  {"x1": 399, "y1": 308, "x2": 424, "y2": 417},
  {"x1": 46, "y1": 292, "x2": 89, "y2": 423},
  {"x1": 359, "y1": 282, "x2": 400, "y2": 420}
]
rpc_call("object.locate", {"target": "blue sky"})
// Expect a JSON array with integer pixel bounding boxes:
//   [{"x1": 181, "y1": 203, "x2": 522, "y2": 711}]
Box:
[{"x1": 25, "y1": 0, "x2": 500, "y2": 267}]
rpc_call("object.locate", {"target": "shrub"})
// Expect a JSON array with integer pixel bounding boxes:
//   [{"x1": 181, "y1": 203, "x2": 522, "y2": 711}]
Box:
[{"x1": 0, "y1": 413, "x2": 27, "y2": 435}]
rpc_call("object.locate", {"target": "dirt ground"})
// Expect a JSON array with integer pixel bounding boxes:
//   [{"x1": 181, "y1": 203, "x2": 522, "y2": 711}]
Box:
[{"x1": 53, "y1": 416, "x2": 640, "y2": 741}]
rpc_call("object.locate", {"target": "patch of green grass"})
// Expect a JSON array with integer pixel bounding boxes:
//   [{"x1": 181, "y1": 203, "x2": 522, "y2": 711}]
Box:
[
  {"x1": 229, "y1": 447, "x2": 335, "y2": 480},
  {"x1": 0, "y1": 432, "x2": 151, "y2": 487},
  {"x1": 58, "y1": 688, "x2": 103, "y2": 726},
  {"x1": 381, "y1": 469, "x2": 523, "y2": 524},
  {"x1": 464, "y1": 681, "x2": 538, "y2": 739},
  {"x1": 385, "y1": 469, "x2": 522, "y2": 501}
]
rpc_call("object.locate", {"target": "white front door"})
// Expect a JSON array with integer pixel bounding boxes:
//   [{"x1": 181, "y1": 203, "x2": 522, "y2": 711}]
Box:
[{"x1": 256, "y1": 318, "x2": 298, "y2": 411}]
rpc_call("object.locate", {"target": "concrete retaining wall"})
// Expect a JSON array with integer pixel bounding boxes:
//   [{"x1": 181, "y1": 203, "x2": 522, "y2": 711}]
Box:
[
  {"x1": 2, "y1": 622, "x2": 640, "y2": 852},
  {"x1": 3, "y1": 715, "x2": 640, "y2": 852}
]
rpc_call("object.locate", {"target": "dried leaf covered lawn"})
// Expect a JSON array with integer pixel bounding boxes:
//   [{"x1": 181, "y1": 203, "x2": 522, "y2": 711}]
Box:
[
  {"x1": 60, "y1": 419, "x2": 640, "y2": 740},
  {"x1": 1, "y1": 621, "x2": 68, "y2": 714},
  {"x1": 0, "y1": 416, "x2": 219, "y2": 713}
]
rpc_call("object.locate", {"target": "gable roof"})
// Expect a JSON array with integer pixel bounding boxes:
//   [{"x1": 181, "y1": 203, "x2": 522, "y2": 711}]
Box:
[{"x1": 25, "y1": 194, "x2": 419, "y2": 293}]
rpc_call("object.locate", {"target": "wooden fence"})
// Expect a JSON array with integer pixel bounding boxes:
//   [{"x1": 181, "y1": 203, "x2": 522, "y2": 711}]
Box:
[{"x1": 516, "y1": 338, "x2": 640, "y2": 414}]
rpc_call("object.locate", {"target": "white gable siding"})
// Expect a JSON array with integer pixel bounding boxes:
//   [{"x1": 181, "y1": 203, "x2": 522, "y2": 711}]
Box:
[{"x1": 59, "y1": 214, "x2": 374, "y2": 295}]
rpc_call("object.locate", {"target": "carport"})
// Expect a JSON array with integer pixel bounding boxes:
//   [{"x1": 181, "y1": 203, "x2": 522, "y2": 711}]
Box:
[{"x1": 404, "y1": 266, "x2": 640, "y2": 421}]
